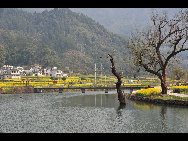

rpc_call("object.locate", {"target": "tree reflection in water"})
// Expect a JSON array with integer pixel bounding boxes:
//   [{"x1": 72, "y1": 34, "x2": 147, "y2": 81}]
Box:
[
  {"x1": 160, "y1": 106, "x2": 167, "y2": 120},
  {"x1": 116, "y1": 103, "x2": 126, "y2": 117},
  {"x1": 160, "y1": 106, "x2": 168, "y2": 132}
]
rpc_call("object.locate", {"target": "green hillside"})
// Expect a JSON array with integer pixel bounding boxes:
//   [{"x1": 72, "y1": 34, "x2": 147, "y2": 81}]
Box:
[{"x1": 0, "y1": 8, "x2": 128, "y2": 74}]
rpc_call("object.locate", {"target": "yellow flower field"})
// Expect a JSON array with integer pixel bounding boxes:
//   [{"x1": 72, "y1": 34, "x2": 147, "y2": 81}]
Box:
[
  {"x1": 135, "y1": 88, "x2": 161, "y2": 97},
  {"x1": 0, "y1": 75, "x2": 163, "y2": 92}
]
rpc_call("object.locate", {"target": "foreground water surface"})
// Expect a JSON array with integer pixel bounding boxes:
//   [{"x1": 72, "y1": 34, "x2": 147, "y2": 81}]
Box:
[{"x1": 0, "y1": 90, "x2": 188, "y2": 133}]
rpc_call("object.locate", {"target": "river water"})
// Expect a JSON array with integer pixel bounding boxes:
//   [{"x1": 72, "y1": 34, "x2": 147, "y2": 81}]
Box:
[{"x1": 0, "y1": 90, "x2": 188, "y2": 133}]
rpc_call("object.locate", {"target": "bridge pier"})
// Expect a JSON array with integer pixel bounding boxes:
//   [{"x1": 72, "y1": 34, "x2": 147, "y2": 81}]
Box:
[
  {"x1": 130, "y1": 87, "x2": 133, "y2": 94},
  {"x1": 105, "y1": 89, "x2": 108, "y2": 93},
  {"x1": 59, "y1": 88, "x2": 63, "y2": 93},
  {"x1": 81, "y1": 88, "x2": 85, "y2": 93},
  {"x1": 34, "y1": 88, "x2": 42, "y2": 93}
]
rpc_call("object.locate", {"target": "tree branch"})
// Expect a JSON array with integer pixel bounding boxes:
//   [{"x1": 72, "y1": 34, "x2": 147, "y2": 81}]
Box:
[
  {"x1": 164, "y1": 48, "x2": 188, "y2": 67},
  {"x1": 139, "y1": 57, "x2": 162, "y2": 79}
]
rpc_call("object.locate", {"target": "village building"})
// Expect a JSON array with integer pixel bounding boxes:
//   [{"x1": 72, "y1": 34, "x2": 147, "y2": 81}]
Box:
[
  {"x1": 62, "y1": 73, "x2": 68, "y2": 77},
  {"x1": 22, "y1": 69, "x2": 33, "y2": 76},
  {"x1": 16, "y1": 66, "x2": 24, "y2": 74},
  {"x1": 23, "y1": 64, "x2": 43, "y2": 76},
  {"x1": 43, "y1": 67, "x2": 65, "y2": 78},
  {"x1": 0, "y1": 64, "x2": 67, "y2": 79},
  {"x1": 0, "y1": 69, "x2": 3, "y2": 79},
  {"x1": 2, "y1": 65, "x2": 13, "y2": 70},
  {"x1": 2, "y1": 69, "x2": 21, "y2": 79},
  {"x1": 10, "y1": 68, "x2": 21, "y2": 79}
]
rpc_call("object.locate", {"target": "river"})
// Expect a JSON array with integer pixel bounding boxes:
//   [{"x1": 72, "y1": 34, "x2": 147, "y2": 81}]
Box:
[{"x1": 0, "y1": 90, "x2": 188, "y2": 133}]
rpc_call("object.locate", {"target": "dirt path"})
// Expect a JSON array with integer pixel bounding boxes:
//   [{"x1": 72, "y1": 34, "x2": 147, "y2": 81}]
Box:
[
  {"x1": 154, "y1": 87, "x2": 188, "y2": 97},
  {"x1": 167, "y1": 90, "x2": 188, "y2": 97}
]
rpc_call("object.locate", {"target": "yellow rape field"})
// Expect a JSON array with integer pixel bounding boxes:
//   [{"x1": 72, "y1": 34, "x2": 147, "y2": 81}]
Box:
[
  {"x1": 0, "y1": 75, "x2": 162, "y2": 91},
  {"x1": 135, "y1": 88, "x2": 161, "y2": 97}
]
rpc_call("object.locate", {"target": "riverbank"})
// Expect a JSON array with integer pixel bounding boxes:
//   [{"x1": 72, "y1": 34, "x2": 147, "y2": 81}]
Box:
[
  {"x1": 128, "y1": 95, "x2": 188, "y2": 106},
  {"x1": 128, "y1": 88, "x2": 188, "y2": 107}
]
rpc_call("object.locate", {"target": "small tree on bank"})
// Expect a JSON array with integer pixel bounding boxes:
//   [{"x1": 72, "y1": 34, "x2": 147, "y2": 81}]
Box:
[
  {"x1": 127, "y1": 9, "x2": 188, "y2": 94},
  {"x1": 171, "y1": 66, "x2": 187, "y2": 81}
]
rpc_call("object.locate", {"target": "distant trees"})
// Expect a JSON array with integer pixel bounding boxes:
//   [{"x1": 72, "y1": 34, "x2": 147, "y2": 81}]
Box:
[
  {"x1": 0, "y1": 45, "x2": 6, "y2": 67},
  {"x1": 171, "y1": 66, "x2": 187, "y2": 80},
  {"x1": 127, "y1": 9, "x2": 188, "y2": 94},
  {"x1": 62, "y1": 77, "x2": 67, "y2": 81}
]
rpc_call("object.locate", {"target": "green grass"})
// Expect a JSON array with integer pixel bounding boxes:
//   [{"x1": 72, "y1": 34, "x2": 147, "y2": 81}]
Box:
[{"x1": 153, "y1": 95, "x2": 188, "y2": 101}]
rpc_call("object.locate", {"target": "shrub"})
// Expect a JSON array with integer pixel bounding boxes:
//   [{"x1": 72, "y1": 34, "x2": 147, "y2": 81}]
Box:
[
  {"x1": 62, "y1": 77, "x2": 66, "y2": 81},
  {"x1": 170, "y1": 86, "x2": 188, "y2": 94},
  {"x1": 50, "y1": 77, "x2": 58, "y2": 80}
]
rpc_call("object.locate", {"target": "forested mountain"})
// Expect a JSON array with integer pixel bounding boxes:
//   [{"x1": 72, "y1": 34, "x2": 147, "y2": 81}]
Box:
[{"x1": 0, "y1": 8, "x2": 129, "y2": 75}]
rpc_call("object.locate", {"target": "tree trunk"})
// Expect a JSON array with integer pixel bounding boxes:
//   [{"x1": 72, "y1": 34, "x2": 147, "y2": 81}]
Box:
[
  {"x1": 161, "y1": 81, "x2": 168, "y2": 94},
  {"x1": 161, "y1": 69, "x2": 168, "y2": 94},
  {"x1": 108, "y1": 54, "x2": 126, "y2": 105}
]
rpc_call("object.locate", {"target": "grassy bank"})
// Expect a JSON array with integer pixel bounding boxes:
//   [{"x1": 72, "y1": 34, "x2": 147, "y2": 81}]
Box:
[{"x1": 128, "y1": 87, "x2": 188, "y2": 106}]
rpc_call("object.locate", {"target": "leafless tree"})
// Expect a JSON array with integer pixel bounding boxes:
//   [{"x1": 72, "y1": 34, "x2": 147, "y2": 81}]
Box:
[
  {"x1": 127, "y1": 9, "x2": 188, "y2": 94},
  {"x1": 108, "y1": 53, "x2": 126, "y2": 105}
]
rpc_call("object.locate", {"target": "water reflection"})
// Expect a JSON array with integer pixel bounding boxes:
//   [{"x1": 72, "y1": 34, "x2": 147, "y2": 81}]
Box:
[
  {"x1": 1, "y1": 91, "x2": 188, "y2": 133},
  {"x1": 52, "y1": 93, "x2": 120, "y2": 108},
  {"x1": 160, "y1": 106, "x2": 168, "y2": 132},
  {"x1": 66, "y1": 94, "x2": 119, "y2": 108},
  {"x1": 160, "y1": 106, "x2": 167, "y2": 120},
  {"x1": 116, "y1": 104, "x2": 126, "y2": 116}
]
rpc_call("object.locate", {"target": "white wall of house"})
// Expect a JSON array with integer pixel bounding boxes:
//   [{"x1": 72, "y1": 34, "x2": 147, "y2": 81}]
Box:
[
  {"x1": 2, "y1": 65, "x2": 13, "y2": 70},
  {"x1": 43, "y1": 67, "x2": 63, "y2": 77},
  {"x1": 10, "y1": 70, "x2": 21, "y2": 79},
  {"x1": 2, "y1": 69, "x2": 21, "y2": 79},
  {"x1": 33, "y1": 72, "x2": 43, "y2": 76},
  {"x1": 3, "y1": 74, "x2": 12, "y2": 79},
  {"x1": 63, "y1": 73, "x2": 68, "y2": 77}
]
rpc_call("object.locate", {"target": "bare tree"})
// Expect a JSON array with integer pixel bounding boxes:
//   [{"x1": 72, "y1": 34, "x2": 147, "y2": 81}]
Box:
[
  {"x1": 108, "y1": 54, "x2": 126, "y2": 105},
  {"x1": 127, "y1": 9, "x2": 188, "y2": 94}
]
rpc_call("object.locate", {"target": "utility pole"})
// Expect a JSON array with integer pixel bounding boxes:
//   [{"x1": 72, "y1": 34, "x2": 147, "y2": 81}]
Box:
[
  {"x1": 80, "y1": 45, "x2": 82, "y2": 53},
  {"x1": 94, "y1": 63, "x2": 97, "y2": 86},
  {"x1": 101, "y1": 63, "x2": 103, "y2": 84},
  {"x1": 105, "y1": 74, "x2": 106, "y2": 84},
  {"x1": 101, "y1": 63, "x2": 102, "y2": 77}
]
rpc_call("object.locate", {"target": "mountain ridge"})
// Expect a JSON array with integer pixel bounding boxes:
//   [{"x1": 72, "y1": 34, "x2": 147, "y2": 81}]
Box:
[{"x1": 0, "y1": 8, "x2": 128, "y2": 75}]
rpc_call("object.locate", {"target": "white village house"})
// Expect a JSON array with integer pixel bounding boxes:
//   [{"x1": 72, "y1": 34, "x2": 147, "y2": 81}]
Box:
[
  {"x1": 2, "y1": 65, "x2": 13, "y2": 70},
  {"x1": 30, "y1": 64, "x2": 43, "y2": 76},
  {"x1": 0, "y1": 65, "x2": 21, "y2": 79},
  {"x1": 2, "y1": 68, "x2": 21, "y2": 79},
  {"x1": 0, "y1": 69, "x2": 3, "y2": 79},
  {"x1": 0, "y1": 64, "x2": 68, "y2": 79},
  {"x1": 43, "y1": 67, "x2": 64, "y2": 78}
]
